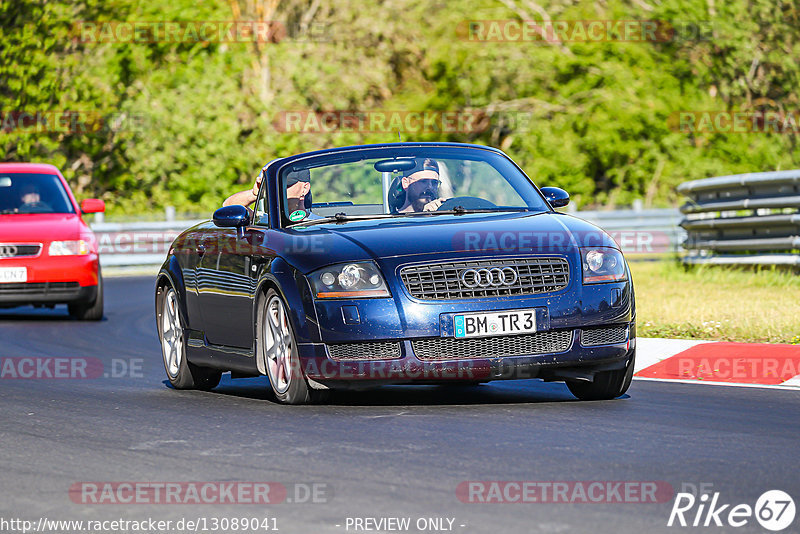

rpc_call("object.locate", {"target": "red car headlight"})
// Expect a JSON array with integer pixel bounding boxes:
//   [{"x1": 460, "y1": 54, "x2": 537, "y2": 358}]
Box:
[{"x1": 48, "y1": 240, "x2": 90, "y2": 256}]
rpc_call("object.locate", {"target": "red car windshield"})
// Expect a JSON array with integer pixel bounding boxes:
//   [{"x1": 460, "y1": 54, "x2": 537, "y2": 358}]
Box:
[{"x1": 0, "y1": 173, "x2": 75, "y2": 214}]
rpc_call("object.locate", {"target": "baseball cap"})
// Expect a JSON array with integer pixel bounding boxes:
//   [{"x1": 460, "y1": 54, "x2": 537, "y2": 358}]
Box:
[
  {"x1": 285, "y1": 168, "x2": 311, "y2": 187},
  {"x1": 404, "y1": 158, "x2": 439, "y2": 178}
]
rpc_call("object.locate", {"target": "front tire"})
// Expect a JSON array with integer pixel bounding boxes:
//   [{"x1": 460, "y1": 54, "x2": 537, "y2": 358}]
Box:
[
  {"x1": 158, "y1": 285, "x2": 221, "y2": 391},
  {"x1": 69, "y1": 270, "x2": 104, "y2": 321},
  {"x1": 258, "y1": 289, "x2": 326, "y2": 404},
  {"x1": 567, "y1": 348, "x2": 635, "y2": 401}
]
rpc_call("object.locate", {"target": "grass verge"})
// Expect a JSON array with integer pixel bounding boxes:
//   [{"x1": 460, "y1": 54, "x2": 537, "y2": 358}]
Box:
[{"x1": 630, "y1": 259, "x2": 800, "y2": 344}]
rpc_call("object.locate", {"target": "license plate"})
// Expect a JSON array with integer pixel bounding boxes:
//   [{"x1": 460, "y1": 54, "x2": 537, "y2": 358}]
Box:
[
  {"x1": 0, "y1": 267, "x2": 27, "y2": 283},
  {"x1": 454, "y1": 309, "x2": 537, "y2": 339}
]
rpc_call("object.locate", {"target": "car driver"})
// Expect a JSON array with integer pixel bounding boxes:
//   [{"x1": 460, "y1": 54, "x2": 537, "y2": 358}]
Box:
[
  {"x1": 17, "y1": 183, "x2": 51, "y2": 213},
  {"x1": 395, "y1": 158, "x2": 449, "y2": 213}
]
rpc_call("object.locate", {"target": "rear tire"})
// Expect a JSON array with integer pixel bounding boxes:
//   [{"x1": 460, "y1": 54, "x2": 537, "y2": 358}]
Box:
[
  {"x1": 567, "y1": 348, "x2": 635, "y2": 401},
  {"x1": 158, "y1": 285, "x2": 221, "y2": 391},
  {"x1": 258, "y1": 289, "x2": 327, "y2": 404},
  {"x1": 69, "y1": 270, "x2": 104, "y2": 321}
]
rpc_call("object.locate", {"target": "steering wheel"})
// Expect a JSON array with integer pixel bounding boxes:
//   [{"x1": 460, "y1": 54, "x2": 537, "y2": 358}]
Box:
[
  {"x1": 17, "y1": 201, "x2": 53, "y2": 214},
  {"x1": 436, "y1": 196, "x2": 497, "y2": 211}
]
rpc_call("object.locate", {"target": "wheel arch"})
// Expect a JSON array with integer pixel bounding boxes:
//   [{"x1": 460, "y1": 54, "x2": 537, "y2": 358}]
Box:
[
  {"x1": 155, "y1": 257, "x2": 187, "y2": 339},
  {"x1": 251, "y1": 278, "x2": 272, "y2": 375},
  {"x1": 251, "y1": 258, "x2": 321, "y2": 374}
]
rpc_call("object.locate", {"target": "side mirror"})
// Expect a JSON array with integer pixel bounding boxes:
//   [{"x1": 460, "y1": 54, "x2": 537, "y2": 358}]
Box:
[
  {"x1": 213, "y1": 204, "x2": 250, "y2": 228},
  {"x1": 540, "y1": 187, "x2": 570, "y2": 208},
  {"x1": 80, "y1": 198, "x2": 105, "y2": 214}
]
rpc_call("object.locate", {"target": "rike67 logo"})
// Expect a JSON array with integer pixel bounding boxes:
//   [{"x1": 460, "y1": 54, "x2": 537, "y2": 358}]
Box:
[{"x1": 668, "y1": 488, "x2": 795, "y2": 531}]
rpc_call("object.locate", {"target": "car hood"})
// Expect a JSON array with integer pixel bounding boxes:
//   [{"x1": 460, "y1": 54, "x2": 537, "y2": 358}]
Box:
[
  {"x1": 284, "y1": 212, "x2": 617, "y2": 273},
  {"x1": 0, "y1": 213, "x2": 84, "y2": 243}
]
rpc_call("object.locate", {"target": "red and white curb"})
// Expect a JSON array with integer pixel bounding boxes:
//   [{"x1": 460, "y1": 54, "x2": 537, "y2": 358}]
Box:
[{"x1": 634, "y1": 338, "x2": 800, "y2": 390}]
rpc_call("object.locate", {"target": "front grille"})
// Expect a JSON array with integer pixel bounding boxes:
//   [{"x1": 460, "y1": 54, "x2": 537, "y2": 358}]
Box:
[
  {"x1": 581, "y1": 325, "x2": 628, "y2": 346},
  {"x1": 0, "y1": 282, "x2": 80, "y2": 295},
  {"x1": 327, "y1": 341, "x2": 402, "y2": 361},
  {"x1": 412, "y1": 330, "x2": 573, "y2": 360},
  {"x1": 0, "y1": 243, "x2": 42, "y2": 258},
  {"x1": 400, "y1": 257, "x2": 569, "y2": 300}
]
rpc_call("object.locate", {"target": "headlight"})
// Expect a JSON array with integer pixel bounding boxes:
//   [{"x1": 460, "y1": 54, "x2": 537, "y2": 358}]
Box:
[
  {"x1": 48, "y1": 240, "x2": 89, "y2": 256},
  {"x1": 309, "y1": 261, "x2": 390, "y2": 299},
  {"x1": 580, "y1": 247, "x2": 627, "y2": 283}
]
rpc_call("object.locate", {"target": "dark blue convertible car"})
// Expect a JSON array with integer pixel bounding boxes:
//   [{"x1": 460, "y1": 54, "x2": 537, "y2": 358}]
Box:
[{"x1": 156, "y1": 143, "x2": 635, "y2": 403}]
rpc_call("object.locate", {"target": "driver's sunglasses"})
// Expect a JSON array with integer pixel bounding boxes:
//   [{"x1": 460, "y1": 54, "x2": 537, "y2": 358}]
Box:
[{"x1": 415, "y1": 178, "x2": 441, "y2": 190}]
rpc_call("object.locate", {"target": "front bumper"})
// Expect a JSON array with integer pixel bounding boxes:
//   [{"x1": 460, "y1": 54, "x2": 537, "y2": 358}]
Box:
[
  {"x1": 0, "y1": 253, "x2": 99, "y2": 285},
  {"x1": 0, "y1": 282, "x2": 98, "y2": 306},
  {"x1": 296, "y1": 253, "x2": 634, "y2": 385},
  {"x1": 299, "y1": 322, "x2": 635, "y2": 385},
  {"x1": 0, "y1": 255, "x2": 99, "y2": 306}
]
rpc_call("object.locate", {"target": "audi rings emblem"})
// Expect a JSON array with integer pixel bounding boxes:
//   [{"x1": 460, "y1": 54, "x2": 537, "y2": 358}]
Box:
[
  {"x1": 460, "y1": 267, "x2": 518, "y2": 288},
  {"x1": 0, "y1": 245, "x2": 19, "y2": 258}
]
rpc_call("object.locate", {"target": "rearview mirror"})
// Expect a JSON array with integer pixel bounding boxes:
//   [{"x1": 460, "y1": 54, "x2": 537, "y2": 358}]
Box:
[
  {"x1": 213, "y1": 204, "x2": 251, "y2": 228},
  {"x1": 374, "y1": 158, "x2": 416, "y2": 173},
  {"x1": 540, "y1": 187, "x2": 570, "y2": 208},
  {"x1": 81, "y1": 199, "x2": 105, "y2": 214}
]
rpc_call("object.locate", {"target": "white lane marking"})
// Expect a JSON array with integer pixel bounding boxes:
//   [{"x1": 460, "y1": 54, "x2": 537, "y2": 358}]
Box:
[
  {"x1": 781, "y1": 374, "x2": 800, "y2": 387},
  {"x1": 633, "y1": 376, "x2": 800, "y2": 391},
  {"x1": 634, "y1": 338, "x2": 711, "y2": 373}
]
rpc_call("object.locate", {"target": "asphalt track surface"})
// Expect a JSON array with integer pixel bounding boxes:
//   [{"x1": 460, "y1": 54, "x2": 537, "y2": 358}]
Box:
[{"x1": 1, "y1": 276, "x2": 799, "y2": 534}]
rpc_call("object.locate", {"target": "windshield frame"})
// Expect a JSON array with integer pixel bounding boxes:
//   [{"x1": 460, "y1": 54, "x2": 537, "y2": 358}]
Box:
[{"x1": 275, "y1": 144, "x2": 552, "y2": 229}]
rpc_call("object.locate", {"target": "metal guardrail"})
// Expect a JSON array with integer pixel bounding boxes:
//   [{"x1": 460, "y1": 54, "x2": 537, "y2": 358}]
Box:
[
  {"x1": 569, "y1": 207, "x2": 683, "y2": 255},
  {"x1": 678, "y1": 170, "x2": 800, "y2": 266},
  {"x1": 91, "y1": 208, "x2": 684, "y2": 269},
  {"x1": 91, "y1": 219, "x2": 204, "y2": 268}
]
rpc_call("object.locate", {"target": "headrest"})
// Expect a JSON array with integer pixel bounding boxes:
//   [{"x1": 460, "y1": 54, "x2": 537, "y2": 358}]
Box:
[{"x1": 387, "y1": 176, "x2": 405, "y2": 213}]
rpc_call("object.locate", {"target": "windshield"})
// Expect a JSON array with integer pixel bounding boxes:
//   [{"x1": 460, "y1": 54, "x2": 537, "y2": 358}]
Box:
[
  {"x1": 278, "y1": 146, "x2": 550, "y2": 225},
  {"x1": 0, "y1": 173, "x2": 75, "y2": 215}
]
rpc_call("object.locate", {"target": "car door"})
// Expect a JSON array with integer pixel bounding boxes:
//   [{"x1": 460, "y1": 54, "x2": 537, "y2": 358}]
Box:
[
  {"x1": 195, "y1": 225, "x2": 258, "y2": 349},
  {"x1": 196, "y1": 180, "x2": 274, "y2": 349},
  {"x1": 177, "y1": 225, "x2": 213, "y2": 330}
]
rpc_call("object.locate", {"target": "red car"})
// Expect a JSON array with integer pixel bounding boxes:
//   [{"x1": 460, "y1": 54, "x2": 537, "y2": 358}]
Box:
[{"x1": 0, "y1": 163, "x2": 105, "y2": 320}]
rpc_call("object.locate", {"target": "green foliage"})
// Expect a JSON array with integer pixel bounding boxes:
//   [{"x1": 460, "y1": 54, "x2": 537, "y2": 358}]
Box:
[{"x1": 2, "y1": 0, "x2": 800, "y2": 217}]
